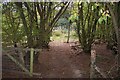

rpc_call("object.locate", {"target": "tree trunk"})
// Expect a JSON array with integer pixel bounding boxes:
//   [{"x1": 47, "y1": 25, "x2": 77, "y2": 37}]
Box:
[
  {"x1": 77, "y1": 3, "x2": 81, "y2": 43},
  {"x1": 83, "y1": 44, "x2": 91, "y2": 53},
  {"x1": 36, "y1": 31, "x2": 50, "y2": 48},
  {"x1": 67, "y1": 24, "x2": 70, "y2": 43},
  {"x1": 77, "y1": 3, "x2": 99, "y2": 54},
  {"x1": 15, "y1": 2, "x2": 33, "y2": 48},
  {"x1": 36, "y1": 2, "x2": 70, "y2": 48}
]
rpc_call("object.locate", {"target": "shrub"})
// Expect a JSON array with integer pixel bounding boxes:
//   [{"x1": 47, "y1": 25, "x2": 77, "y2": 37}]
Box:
[
  {"x1": 71, "y1": 31, "x2": 78, "y2": 38},
  {"x1": 53, "y1": 30, "x2": 61, "y2": 37}
]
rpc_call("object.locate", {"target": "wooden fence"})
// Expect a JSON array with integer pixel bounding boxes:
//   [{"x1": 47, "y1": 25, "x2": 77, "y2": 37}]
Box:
[
  {"x1": 2, "y1": 47, "x2": 42, "y2": 77},
  {"x1": 90, "y1": 50, "x2": 119, "y2": 79},
  {"x1": 90, "y1": 50, "x2": 108, "y2": 78}
]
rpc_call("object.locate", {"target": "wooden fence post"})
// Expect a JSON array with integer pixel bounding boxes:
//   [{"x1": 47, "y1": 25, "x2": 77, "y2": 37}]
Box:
[
  {"x1": 90, "y1": 50, "x2": 96, "y2": 78},
  {"x1": 30, "y1": 48, "x2": 34, "y2": 76},
  {"x1": 19, "y1": 49, "x2": 24, "y2": 66},
  {"x1": 6, "y1": 53, "x2": 32, "y2": 77}
]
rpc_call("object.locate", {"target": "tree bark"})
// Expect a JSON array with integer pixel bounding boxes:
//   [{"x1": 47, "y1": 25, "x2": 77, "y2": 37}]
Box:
[
  {"x1": 77, "y1": 2, "x2": 81, "y2": 43},
  {"x1": 67, "y1": 24, "x2": 71, "y2": 43},
  {"x1": 77, "y1": 3, "x2": 99, "y2": 54},
  {"x1": 15, "y1": 2, "x2": 33, "y2": 48},
  {"x1": 36, "y1": 2, "x2": 70, "y2": 48}
]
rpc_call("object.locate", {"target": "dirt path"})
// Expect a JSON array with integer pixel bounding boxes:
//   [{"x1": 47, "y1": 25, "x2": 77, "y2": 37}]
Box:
[
  {"x1": 3, "y1": 41, "x2": 115, "y2": 78},
  {"x1": 35, "y1": 41, "x2": 89, "y2": 78}
]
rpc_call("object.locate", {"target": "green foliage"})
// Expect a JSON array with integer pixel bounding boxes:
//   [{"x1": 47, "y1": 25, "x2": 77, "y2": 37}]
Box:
[
  {"x1": 69, "y1": 13, "x2": 78, "y2": 22},
  {"x1": 53, "y1": 30, "x2": 61, "y2": 37},
  {"x1": 57, "y1": 18, "x2": 69, "y2": 26},
  {"x1": 70, "y1": 31, "x2": 78, "y2": 39},
  {"x1": 2, "y1": 3, "x2": 25, "y2": 47},
  {"x1": 51, "y1": 30, "x2": 77, "y2": 41},
  {"x1": 2, "y1": 2, "x2": 115, "y2": 53},
  {"x1": 98, "y1": 11, "x2": 110, "y2": 24},
  {"x1": 2, "y1": 2, "x2": 70, "y2": 48}
]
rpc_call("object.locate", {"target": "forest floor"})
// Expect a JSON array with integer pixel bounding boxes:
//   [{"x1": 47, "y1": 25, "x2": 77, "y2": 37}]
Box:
[{"x1": 2, "y1": 40, "x2": 116, "y2": 78}]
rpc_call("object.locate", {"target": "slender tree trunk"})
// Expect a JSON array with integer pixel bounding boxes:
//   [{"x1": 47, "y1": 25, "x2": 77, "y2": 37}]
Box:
[
  {"x1": 77, "y1": 3, "x2": 99, "y2": 54},
  {"x1": 67, "y1": 24, "x2": 70, "y2": 43},
  {"x1": 77, "y1": 2, "x2": 81, "y2": 43},
  {"x1": 36, "y1": 2, "x2": 70, "y2": 48},
  {"x1": 15, "y1": 2, "x2": 33, "y2": 48}
]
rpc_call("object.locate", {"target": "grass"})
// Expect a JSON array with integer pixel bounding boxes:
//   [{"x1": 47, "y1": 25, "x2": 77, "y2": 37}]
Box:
[{"x1": 51, "y1": 30, "x2": 78, "y2": 42}]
